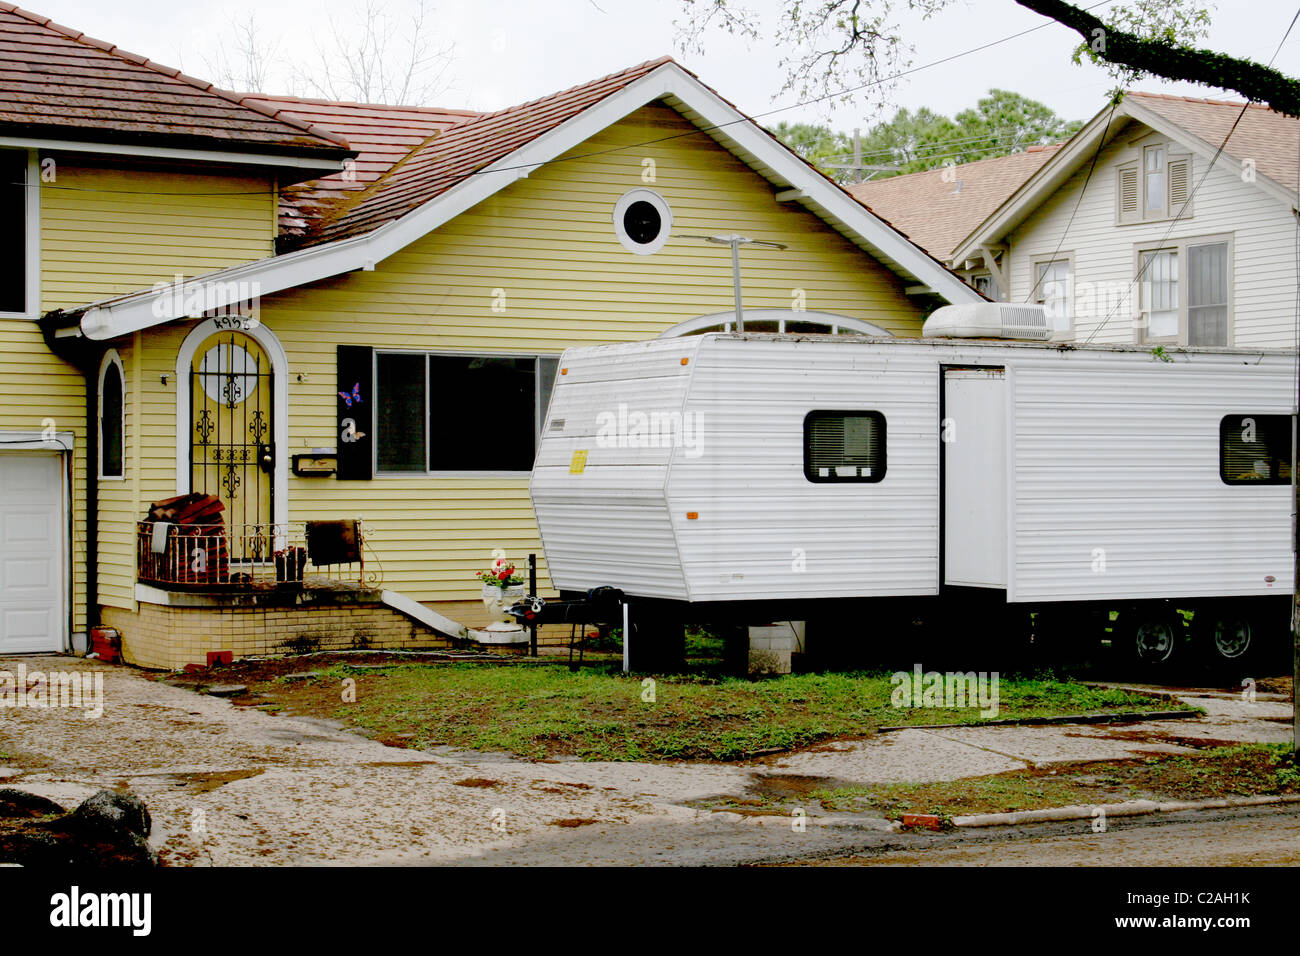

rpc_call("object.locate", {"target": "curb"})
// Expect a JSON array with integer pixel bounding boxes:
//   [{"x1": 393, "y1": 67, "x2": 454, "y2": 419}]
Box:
[
  {"x1": 878, "y1": 708, "x2": 1201, "y2": 732},
  {"x1": 952, "y1": 792, "x2": 1300, "y2": 828}
]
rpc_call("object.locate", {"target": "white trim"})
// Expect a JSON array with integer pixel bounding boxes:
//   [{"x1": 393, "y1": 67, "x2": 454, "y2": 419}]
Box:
[
  {"x1": 80, "y1": 63, "x2": 978, "y2": 341},
  {"x1": 0, "y1": 149, "x2": 40, "y2": 320},
  {"x1": 175, "y1": 320, "x2": 289, "y2": 530},
  {"x1": 658, "y1": 309, "x2": 894, "y2": 337},
  {"x1": 613, "y1": 187, "x2": 673, "y2": 254},
  {"x1": 97, "y1": 349, "x2": 126, "y2": 480},
  {"x1": 0, "y1": 135, "x2": 346, "y2": 173},
  {"x1": 0, "y1": 428, "x2": 75, "y2": 451},
  {"x1": 0, "y1": 434, "x2": 74, "y2": 653}
]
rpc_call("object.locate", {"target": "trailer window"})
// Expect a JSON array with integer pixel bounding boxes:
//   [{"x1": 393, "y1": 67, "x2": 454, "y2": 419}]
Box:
[
  {"x1": 804, "y1": 411, "x2": 885, "y2": 482},
  {"x1": 1220, "y1": 415, "x2": 1293, "y2": 485}
]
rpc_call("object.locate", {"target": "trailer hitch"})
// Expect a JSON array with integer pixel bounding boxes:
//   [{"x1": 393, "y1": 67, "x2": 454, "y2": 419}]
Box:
[{"x1": 504, "y1": 586, "x2": 626, "y2": 627}]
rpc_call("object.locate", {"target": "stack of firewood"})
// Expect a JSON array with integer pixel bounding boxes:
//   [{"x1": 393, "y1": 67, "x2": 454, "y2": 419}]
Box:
[{"x1": 141, "y1": 493, "x2": 229, "y2": 586}]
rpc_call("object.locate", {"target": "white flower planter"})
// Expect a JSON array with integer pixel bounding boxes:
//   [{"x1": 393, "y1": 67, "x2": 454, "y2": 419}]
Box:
[{"x1": 481, "y1": 583, "x2": 526, "y2": 611}]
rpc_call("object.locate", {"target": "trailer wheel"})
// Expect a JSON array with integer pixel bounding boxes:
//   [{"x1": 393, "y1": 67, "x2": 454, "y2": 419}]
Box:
[
  {"x1": 1123, "y1": 609, "x2": 1184, "y2": 674},
  {"x1": 1203, "y1": 615, "x2": 1253, "y2": 660},
  {"x1": 1193, "y1": 610, "x2": 1257, "y2": 679}
]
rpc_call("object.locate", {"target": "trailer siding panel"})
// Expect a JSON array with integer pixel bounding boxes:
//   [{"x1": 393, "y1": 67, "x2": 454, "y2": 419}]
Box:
[{"x1": 1008, "y1": 356, "x2": 1294, "y2": 601}]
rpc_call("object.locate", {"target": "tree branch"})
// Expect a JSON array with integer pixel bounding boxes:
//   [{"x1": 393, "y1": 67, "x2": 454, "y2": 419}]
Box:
[{"x1": 1016, "y1": 0, "x2": 1300, "y2": 116}]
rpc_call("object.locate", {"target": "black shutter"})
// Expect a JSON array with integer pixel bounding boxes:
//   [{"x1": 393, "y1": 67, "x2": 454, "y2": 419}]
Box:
[{"x1": 337, "y1": 345, "x2": 374, "y2": 480}]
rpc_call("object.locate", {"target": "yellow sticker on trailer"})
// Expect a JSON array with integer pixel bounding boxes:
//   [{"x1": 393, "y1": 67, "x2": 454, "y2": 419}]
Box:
[{"x1": 570, "y1": 449, "x2": 588, "y2": 474}]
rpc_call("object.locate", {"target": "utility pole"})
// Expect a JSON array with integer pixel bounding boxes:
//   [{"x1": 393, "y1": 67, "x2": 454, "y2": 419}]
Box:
[
  {"x1": 823, "y1": 128, "x2": 901, "y2": 183},
  {"x1": 674, "y1": 234, "x2": 788, "y2": 332}
]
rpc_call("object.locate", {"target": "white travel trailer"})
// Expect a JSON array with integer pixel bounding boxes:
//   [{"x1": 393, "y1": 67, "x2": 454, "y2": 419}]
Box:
[{"x1": 530, "y1": 306, "x2": 1296, "y2": 672}]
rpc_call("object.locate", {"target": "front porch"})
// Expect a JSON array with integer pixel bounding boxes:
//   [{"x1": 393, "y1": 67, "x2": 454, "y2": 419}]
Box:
[{"x1": 108, "y1": 506, "x2": 457, "y2": 670}]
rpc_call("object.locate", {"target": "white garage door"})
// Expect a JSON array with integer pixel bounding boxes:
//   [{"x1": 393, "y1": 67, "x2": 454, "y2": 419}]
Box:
[{"x1": 0, "y1": 452, "x2": 65, "y2": 653}]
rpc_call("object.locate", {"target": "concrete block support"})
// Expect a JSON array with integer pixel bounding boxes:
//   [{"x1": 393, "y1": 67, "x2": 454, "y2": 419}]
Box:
[{"x1": 747, "y1": 622, "x2": 802, "y2": 676}]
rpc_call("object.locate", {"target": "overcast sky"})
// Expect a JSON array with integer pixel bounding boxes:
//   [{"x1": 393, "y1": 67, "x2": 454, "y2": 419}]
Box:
[{"x1": 29, "y1": 0, "x2": 1300, "y2": 131}]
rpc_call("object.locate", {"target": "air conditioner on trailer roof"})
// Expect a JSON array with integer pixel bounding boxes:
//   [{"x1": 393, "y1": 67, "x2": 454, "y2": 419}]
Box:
[{"x1": 922, "y1": 302, "x2": 1051, "y2": 341}]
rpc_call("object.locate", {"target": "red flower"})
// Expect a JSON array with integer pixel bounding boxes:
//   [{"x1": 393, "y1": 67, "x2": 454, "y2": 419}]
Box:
[{"x1": 497, "y1": 569, "x2": 512, "y2": 581}]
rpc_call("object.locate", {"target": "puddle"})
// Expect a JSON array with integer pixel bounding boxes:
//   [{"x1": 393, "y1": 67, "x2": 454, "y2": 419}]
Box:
[{"x1": 160, "y1": 768, "x2": 266, "y2": 793}]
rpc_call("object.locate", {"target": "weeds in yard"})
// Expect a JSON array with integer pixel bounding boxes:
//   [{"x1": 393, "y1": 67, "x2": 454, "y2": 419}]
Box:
[{"x1": 292, "y1": 661, "x2": 1181, "y2": 762}]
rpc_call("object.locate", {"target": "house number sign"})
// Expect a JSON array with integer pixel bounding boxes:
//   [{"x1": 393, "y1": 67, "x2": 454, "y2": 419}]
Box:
[{"x1": 210, "y1": 315, "x2": 260, "y2": 332}]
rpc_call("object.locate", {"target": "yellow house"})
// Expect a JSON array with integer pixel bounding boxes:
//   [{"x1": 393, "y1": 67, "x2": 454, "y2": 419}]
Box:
[{"x1": 7, "y1": 5, "x2": 981, "y2": 668}]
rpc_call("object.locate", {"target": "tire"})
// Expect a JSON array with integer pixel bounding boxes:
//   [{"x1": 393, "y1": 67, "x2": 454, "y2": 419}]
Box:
[
  {"x1": 1122, "y1": 608, "x2": 1186, "y2": 678},
  {"x1": 1194, "y1": 609, "x2": 1257, "y2": 681}
]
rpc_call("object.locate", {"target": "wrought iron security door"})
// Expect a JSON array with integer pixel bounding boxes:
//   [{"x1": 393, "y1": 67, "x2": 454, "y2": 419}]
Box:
[{"x1": 190, "y1": 331, "x2": 274, "y2": 561}]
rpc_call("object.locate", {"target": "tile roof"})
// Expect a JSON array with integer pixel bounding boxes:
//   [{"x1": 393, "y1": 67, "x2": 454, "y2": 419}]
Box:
[
  {"x1": 0, "y1": 3, "x2": 349, "y2": 157},
  {"x1": 298, "y1": 55, "x2": 675, "y2": 247},
  {"x1": 846, "y1": 145, "x2": 1063, "y2": 262},
  {"x1": 241, "y1": 95, "x2": 480, "y2": 238},
  {"x1": 1126, "y1": 91, "x2": 1299, "y2": 193}
]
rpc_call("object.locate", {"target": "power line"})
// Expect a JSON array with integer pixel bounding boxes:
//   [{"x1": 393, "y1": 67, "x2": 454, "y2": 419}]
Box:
[
  {"x1": 1082, "y1": 5, "x2": 1300, "y2": 346},
  {"x1": 0, "y1": 1, "x2": 1120, "y2": 199},
  {"x1": 1022, "y1": 101, "x2": 1118, "y2": 308},
  {"x1": 464, "y1": 0, "x2": 1122, "y2": 179}
]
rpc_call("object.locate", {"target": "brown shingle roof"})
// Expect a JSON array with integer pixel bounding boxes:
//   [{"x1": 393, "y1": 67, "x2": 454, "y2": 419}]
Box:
[
  {"x1": 302, "y1": 56, "x2": 675, "y2": 247},
  {"x1": 1127, "y1": 91, "x2": 1299, "y2": 193},
  {"x1": 241, "y1": 95, "x2": 480, "y2": 238},
  {"x1": 0, "y1": 3, "x2": 349, "y2": 157},
  {"x1": 846, "y1": 145, "x2": 1062, "y2": 262}
]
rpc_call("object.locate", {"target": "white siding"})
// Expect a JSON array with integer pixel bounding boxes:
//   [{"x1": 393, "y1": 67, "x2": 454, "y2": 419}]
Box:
[
  {"x1": 531, "y1": 338, "x2": 700, "y2": 599},
  {"x1": 670, "y1": 337, "x2": 938, "y2": 601},
  {"x1": 1005, "y1": 123, "x2": 1298, "y2": 347},
  {"x1": 533, "y1": 335, "x2": 1295, "y2": 606},
  {"x1": 1008, "y1": 356, "x2": 1294, "y2": 601}
]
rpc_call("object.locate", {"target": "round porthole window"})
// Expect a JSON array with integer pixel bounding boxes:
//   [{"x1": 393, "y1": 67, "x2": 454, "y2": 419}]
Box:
[
  {"x1": 198, "y1": 343, "x2": 258, "y2": 404},
  {"x1": 613, "y1": 188, "x2": 672, "y2": 255}
]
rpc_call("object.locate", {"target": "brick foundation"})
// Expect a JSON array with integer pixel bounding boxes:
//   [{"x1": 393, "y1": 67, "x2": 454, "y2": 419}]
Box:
[{"x1": 103, "y1": 588, "x2": 453, "y2": 670}]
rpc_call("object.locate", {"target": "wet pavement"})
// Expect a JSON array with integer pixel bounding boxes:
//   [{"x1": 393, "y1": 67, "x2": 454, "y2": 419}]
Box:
[{"x1": 0, "y1": 655, "x2": 1293, "y2": 865}]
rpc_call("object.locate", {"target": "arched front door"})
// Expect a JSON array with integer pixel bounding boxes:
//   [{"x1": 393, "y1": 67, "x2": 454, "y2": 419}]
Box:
[{"x1": 189, "y1": 330, "x2": 274, "y2": 559}]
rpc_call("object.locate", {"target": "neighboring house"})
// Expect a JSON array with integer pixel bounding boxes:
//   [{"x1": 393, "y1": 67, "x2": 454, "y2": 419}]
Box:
[
  {"x1": 847, "y1": 144, "x2": 1062, "y2": 298},
  {"x1": 2, "y1": 4, "x2": 980, "y2": 665},
  {"x1": 949, "y1": 93, "x2": 1300, "y2": 347}
]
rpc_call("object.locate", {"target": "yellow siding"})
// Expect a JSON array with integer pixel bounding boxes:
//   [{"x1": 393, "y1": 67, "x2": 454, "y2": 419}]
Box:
[
  {"x1": 261, "y1": 103, "x2": 927, "y2": 605},
  {"x1": 106, "y1": 104, "x2": 934, "y2": 612},
  {"x1": 40, "y1": 156, "x2": 278, "y2": 312},
  {"x1": 0, "y1": 320, "x2": 86, "y2": 632},
  {"x1": 29, "y1": 154, "x2": 278, "y2": 614}
]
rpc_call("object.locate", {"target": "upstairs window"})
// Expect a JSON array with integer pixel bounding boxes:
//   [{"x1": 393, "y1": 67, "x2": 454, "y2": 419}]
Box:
[
  {"x1": 1220, "y1": 415, "x2": 1293, "y2": 485},
  {"x1": 1143, "y1": 145, "x2": 1166, "y2": 218},
  {"x1": 804, "y1": 410, "x2": 886, "y2": 483},
  {"x1": 1118, "y1": 143, "x2": 1190, "y2": 225},
  {"x1": 1139, "y1": 237, "x2": 1230, "y2": 346},
  {"x1": 0, "y1": 150, "x2": 28, "y2": 315},
  {"x1": 1033, "y1": 258, "x2": 1072, "y2": 335}
]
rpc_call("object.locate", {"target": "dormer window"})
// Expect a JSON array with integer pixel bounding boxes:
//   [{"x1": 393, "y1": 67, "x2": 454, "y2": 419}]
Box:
[
  {"x1": 1118, "y1": 141, "x2": 1190, "y2": 225},
  {"x1": 1143, "y1": 145, "x2": 1166, "y2": 217}
]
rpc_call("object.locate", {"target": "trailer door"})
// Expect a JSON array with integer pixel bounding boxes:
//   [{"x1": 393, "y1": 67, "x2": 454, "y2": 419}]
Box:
[{"x1": 943, "y1": 367, "x2": 1007, "y2": 588}]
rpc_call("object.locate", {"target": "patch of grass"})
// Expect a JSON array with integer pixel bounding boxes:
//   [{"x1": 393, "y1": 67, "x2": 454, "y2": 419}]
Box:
[
  {"x1": 233, "y1": 661, "x2": 1187, "y2": 762},
  {"x1": 800, "y1": 744, "x2": 1300, "y2": 820}
]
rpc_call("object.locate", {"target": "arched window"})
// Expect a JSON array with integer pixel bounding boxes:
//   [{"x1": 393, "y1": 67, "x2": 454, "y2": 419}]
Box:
[
  {"x1": 98, "y1": 350, "x2": 124, "y2": 479},
  {"x1": 657, "y1": 310, "x2": 893, "y2": 338}
]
